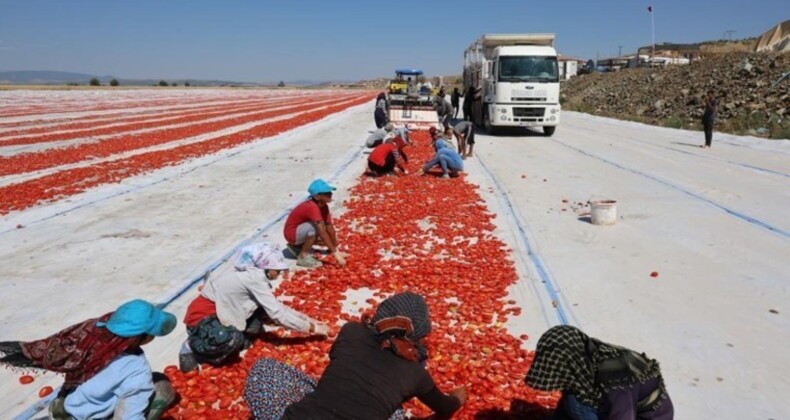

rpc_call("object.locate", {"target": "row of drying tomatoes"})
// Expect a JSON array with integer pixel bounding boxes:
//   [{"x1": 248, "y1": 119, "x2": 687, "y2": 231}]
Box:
[
  {"x1": 0, "y1": 94, "x2": 374, "y2": 215},
  {"x1": 162, "y1": 131, "x2": 558, "y2": 419},
  {"x1": 0, "y1": 94, "x2": 361, "y2": 175},
  {"x1": 0, "y1": 94, "x2": 313, "y2": 142},
  {"x1": 0, "y1": 91, "x2": 297, "y2": 121}
]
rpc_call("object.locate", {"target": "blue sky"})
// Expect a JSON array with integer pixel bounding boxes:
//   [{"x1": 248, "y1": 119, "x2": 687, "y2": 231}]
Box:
[{"x1": 0, "y1": 0, "x2": 785, "y2": 82}]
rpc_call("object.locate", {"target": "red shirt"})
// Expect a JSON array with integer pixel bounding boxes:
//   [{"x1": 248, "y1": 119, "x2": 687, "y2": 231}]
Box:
[
  {"x1": 283, "y1": 199, "x2": 332, "y2": 244},
  {"x1": 369, "y1": 143, "x2": 397, "y2": 166},
  {"x1": 184, "y1": 295, "x2": 217, "y2": 327},
  {"x1": 369, "y1": 137, "x2": 406, "y2": 167}
]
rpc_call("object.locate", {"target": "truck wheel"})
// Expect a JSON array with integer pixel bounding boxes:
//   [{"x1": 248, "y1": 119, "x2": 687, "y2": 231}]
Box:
[{"x1": 543, "y1": 126, "x2": 556, "y2": 136}]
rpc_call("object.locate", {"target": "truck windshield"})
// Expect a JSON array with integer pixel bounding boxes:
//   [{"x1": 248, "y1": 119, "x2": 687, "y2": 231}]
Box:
[{"x1": 498, "y1": 56, "x2": 559, "y2": 82}]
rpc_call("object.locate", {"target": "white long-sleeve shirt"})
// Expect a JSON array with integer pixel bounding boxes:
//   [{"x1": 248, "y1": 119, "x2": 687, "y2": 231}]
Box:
[
  {"x1": 64, "y1": 352, "x2": 153, "y2": 420},
  {"x1": 366, "y1": 128, "x2": 392, "y2": 147},
  {"x1": 201, "y1": 267, "x2": 312, "y2": 333}
]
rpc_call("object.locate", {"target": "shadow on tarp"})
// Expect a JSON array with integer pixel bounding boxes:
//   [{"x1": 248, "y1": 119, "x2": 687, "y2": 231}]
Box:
[
  {"x1": 472, "y1": 398, "x2": 554, "y2": 419},
  {"x1": 670, "y1": 141, "x2": 704, "y2": 148}
]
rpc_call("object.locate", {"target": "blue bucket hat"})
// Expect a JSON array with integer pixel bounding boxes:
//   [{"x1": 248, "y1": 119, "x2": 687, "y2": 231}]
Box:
[
  {"x1": 307, "y1": 178, "x2": 336, "y2": 197},
  {"x1": 103, "y1": 299, "x2": 177, "y2": 338}
]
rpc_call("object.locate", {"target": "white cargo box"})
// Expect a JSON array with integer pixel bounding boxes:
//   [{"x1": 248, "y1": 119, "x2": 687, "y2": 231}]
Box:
[{"x1": 477, "y1": 33, "x2": 555, "y2": 48}]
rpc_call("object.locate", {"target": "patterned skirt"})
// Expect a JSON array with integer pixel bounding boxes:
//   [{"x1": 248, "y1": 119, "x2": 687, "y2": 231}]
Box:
[
  {"x1": 244, "y1": 358, "x2": 407, "y2": 420},
  {"x1": 244, "y1": 358, "x2": 317, "y2": 419}
]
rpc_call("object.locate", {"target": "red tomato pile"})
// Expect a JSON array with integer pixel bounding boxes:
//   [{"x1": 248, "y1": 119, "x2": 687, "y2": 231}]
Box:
[
  {"x1": 163, "y1": 131, "x2": 558, "y2": 419},
  {"x1": 0, "y1": 93, "x2": 374, "y2": 215}
]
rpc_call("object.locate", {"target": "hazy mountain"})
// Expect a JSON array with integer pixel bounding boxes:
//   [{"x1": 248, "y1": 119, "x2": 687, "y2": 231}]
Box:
[
  {"x1": 0, "y1": 71, "x2": 353, "y2": 87},
  {"x1": 0, "y1": 70, "x2": 108, "y2": 84}
]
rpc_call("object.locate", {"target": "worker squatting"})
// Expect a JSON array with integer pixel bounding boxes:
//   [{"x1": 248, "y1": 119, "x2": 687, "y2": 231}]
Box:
[{"x1": 0, "y1": 129, "x2": 674, "y2": 420}]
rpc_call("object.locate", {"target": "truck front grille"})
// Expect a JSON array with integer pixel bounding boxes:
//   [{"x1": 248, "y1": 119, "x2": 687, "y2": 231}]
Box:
[
  {"x1": 513, "y1": 107, "x2": 545, "y2": 117},
  {"x1": 512, "y1": 97, "x2": 547, "y2": 102}
]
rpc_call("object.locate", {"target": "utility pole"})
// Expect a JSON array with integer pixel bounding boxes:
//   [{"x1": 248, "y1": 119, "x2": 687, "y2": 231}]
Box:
[
  {"x1": 724, "y1": 30, "x2": 736, "y2": 41},
  {"x1": 618, "y1": 45, "x2": 623, "y2": 57},
  {"x1": 651, "y1": 8, "x2": 655, "y2": 61}
]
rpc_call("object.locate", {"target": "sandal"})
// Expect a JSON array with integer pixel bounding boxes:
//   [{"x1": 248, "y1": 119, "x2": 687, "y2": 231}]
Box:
[
  {"x1": 285, "y1": 244, "x2": 302, "y2": 259},
  {"x1": 297, "y1": 255, "x2": 323, "y2": 268}
]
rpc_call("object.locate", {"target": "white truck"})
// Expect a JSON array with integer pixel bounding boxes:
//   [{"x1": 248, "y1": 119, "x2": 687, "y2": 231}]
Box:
[{"x1": 464, "y1": 34, "x2": 561, "y2": 136}]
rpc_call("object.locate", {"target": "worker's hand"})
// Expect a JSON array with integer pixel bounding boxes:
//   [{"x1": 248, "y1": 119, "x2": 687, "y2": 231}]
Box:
[
  {"x1": 334, "y1": 251, "x2": 347, "y2": 267},
  {"x1": 449, "y1": 386, "x2": 468, "y2": 405},
  {"x1": 311, "y1": 321, "x2": 331, "y2": 337}
]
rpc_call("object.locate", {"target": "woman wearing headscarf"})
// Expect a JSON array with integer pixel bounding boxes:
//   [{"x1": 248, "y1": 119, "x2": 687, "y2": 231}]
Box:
[
  {"x1": 244, "y1": 292, "x2": 467, "y2": 419},
  {"x1": 180, "y1": 242, "x2": 331, "y2": 372},
  {"x1": 525, "y1": 326, "x2": 674, "y2": 420},
  {"x1": 0, "y1": 299, "x2": 177, "y2": 420}
]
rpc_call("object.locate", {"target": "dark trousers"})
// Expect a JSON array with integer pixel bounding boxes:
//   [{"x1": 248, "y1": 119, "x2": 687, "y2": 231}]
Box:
[
  {"x1": 703, "y1": 121, "x2": 713, "y2": 147},
  {"x1": 374, "y1": 108, "x2": 388, "y2": 128},
  {"x1": 368, "y1": 153, "x2": 396, "y2": 176},
  {"x1": 440, "y1": 114, "x2": 451, "y2": 130}
]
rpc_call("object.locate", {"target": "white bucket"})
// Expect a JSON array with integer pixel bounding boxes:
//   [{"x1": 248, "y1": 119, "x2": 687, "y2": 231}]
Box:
[{"x1": 590, "y1": 200, "x2": 617, "y2": 225}]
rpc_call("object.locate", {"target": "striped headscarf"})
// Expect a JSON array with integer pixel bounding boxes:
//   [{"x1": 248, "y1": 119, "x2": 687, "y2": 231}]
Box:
[
  {"x1": 369, "y1": 292, "x2": 431, "y2": 362},
  {"x1": 525, "y1": 325, "x2": 664, "y2": 409}
]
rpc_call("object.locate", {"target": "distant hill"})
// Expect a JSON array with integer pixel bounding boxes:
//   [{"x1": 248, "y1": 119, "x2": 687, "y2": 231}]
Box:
[
  {"x1": 0, "y1": 70, "x2": 355, "y2": 87},
  {"x1": 0, "y1": 70, "x2": 264, "y2": 86},
  {"x1": 0, "y1": 70, "x2": 106, "y2": 84}
]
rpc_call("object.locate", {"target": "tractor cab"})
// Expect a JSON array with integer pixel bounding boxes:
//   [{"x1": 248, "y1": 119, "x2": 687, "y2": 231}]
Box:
[
  {"x1": 386, "y1": 69, "x2": 440, "y2": 130},
  {"x1": 388, "y1": 69, "x2": 422, "y2": 95}
]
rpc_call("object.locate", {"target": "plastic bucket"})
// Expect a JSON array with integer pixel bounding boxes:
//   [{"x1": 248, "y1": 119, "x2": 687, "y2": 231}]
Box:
[{"x1": 590, "y1": 200, "x2": 617, "y2": 225}]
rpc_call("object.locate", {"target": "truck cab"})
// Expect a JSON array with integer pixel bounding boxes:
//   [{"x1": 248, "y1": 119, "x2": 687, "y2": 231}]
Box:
[{"x1": 465, "y1": 34, "x2": 561, "y2": 136}]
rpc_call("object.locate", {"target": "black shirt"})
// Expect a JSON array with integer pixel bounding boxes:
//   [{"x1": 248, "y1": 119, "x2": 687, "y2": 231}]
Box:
[{"x1": 282, "y1": 322, "x2": 460, "y2": 419}]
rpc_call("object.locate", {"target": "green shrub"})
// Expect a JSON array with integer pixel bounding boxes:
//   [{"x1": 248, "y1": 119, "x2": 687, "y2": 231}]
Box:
[
  {"x1": 568, "y1": 101, "x2": 595, "y2": 114},
  {"x1": 771, "y1": 125, "x2": 790, "y2": 140},
  {"x1": 661, "y1": 115, "x2": 687, "y2": 129}
]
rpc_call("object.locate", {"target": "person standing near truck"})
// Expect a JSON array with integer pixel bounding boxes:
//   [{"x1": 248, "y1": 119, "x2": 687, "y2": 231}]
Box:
[
  {"x1": 452, "y1": 120, "x2": 475, "y2": 159},
  {"x1": 451, "y1": 87, "x2": 462, "y2": 119},
  {"x1": 433, "y1": 96, "x2": 454, "y2": 130},
  {"x1": 701, "y1": 90, "x2": 720, "y2": 148},
  {"x1": 374, "y1": 92, "x2": 389, "y2": 129}
]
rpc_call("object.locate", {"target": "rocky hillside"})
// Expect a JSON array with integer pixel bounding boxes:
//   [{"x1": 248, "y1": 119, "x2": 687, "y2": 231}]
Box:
[{"x1": 562, "y1": 53, "x2": 789, "y2": 139}]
